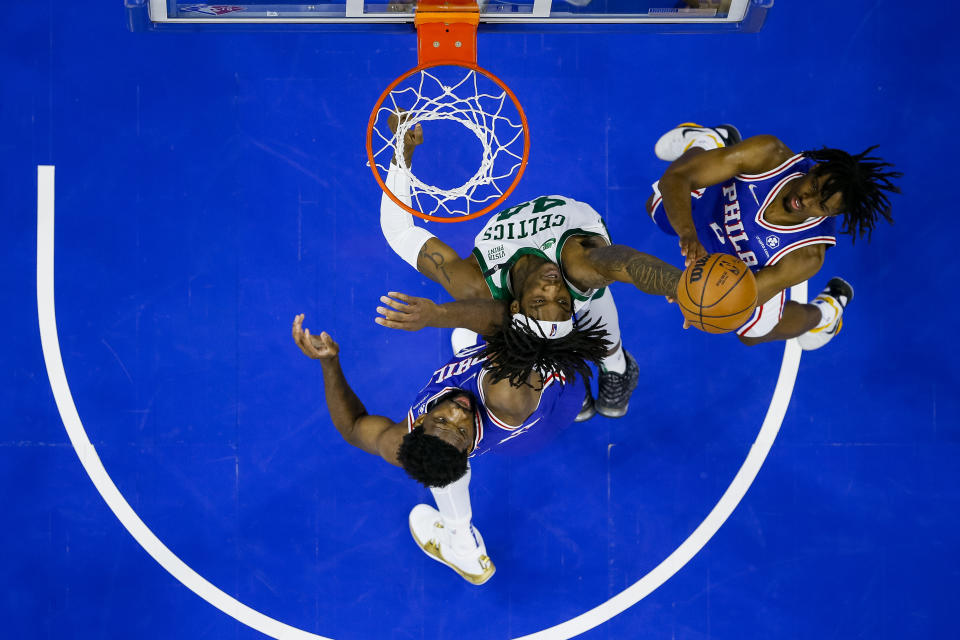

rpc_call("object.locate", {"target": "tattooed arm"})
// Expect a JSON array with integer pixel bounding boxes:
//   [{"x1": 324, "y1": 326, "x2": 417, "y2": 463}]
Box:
[
  {"x1": 379, "y1": 113, "x2": 490, "y2": 300},
  {"x1": 415, "y1": 238, "x2": 491, "y2": 300},
  {"x1": 564, "y1": 242, "x2": 682, "y2": 297}
]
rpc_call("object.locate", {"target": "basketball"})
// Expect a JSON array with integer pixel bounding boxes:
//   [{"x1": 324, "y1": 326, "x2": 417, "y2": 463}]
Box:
[{"x1": 676, "y1": 254, "x2": 758, "y2": 334}]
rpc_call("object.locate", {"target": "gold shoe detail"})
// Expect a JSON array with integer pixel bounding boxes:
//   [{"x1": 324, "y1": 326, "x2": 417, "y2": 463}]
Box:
[{"x1": 411, "y1": 523, "x2": 496, "y2": 585}]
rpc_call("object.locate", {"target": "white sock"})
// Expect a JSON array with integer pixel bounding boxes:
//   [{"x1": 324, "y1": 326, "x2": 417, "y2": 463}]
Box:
[
  {"x1": 429, "y1": 466, "x2": 478, "y2": 554},
  {"x1": 601, "y1": 346, "x2": 626, "y2": 374},
  {"x1": 811, "y1": 295, "x2": 841, "y2": 330},
  {"x1": 581, "y1": 288, "x2": 625, "y2": 373}
]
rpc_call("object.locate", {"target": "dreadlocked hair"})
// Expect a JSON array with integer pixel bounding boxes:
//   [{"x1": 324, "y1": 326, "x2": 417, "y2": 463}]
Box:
[
  {"x1": 397, "y1": 426, "x2": 469, "y2": 488},
  {"x1": 480, "y1": 315, "x2": 612, "y2": 389},
  {"x1": 802, "y1": 145, "x2": 902, "y2": 243}
]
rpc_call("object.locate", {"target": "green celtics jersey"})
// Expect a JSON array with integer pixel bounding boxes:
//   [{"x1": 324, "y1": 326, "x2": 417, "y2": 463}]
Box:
[{"x1": 471, "y1": 195, "x2": 611, "y2": 312}]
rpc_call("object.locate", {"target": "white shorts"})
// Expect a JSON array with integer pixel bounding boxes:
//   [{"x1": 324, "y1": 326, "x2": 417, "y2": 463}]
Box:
[{"x1": 737, "y1": 290, "x2": 786, "y2": 338}]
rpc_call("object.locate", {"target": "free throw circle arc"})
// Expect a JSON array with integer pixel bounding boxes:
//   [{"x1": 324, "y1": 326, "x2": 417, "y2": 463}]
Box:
[{"x1": 38, "y1": 164, "x2": 802, "y2": 638}]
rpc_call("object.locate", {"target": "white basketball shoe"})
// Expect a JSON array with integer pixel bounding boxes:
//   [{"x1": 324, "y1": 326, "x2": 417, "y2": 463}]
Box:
[
  {"x1": 797, "y1": 277, "x2": 854, "y2": 351},
  {"x1": 409, "y1": 504, "x2": 495, "y2": 585},
  {"x1": 654, "y1": 123, "x2": 742, "y2": 161}
]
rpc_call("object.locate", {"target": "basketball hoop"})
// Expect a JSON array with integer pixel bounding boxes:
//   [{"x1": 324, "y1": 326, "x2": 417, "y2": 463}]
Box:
[{"x1": 366, "y1": 0, "x2": 530, "y2": 223}]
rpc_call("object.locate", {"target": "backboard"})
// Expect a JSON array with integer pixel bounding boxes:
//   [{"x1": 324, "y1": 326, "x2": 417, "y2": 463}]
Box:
[{"x1": 132, "y1": 0, "x2": 772, "y2": 32}]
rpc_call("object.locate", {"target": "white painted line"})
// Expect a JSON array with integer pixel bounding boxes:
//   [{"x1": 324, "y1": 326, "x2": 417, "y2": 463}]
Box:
[
  {"x1": 38, "y1": 163, "x2": 801, "y2": 639},
  {"x1": 37, "y1": 166, "x2": 329, "y2": 640}
]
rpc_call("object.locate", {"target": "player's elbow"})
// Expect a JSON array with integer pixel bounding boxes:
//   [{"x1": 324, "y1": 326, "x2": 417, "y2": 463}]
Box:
[
  {"x1": 659, "y1": 165, "x2": 693, "y2": 189},
  {"x1": 738, "y1": 334, "x2": 762, "y2": 347},
  {"x1": 332, "y1": 415, "x2": 367, "y2": 448},
  {"x1": 745, "y1": 134, "x2": 790, "y2": 158}
]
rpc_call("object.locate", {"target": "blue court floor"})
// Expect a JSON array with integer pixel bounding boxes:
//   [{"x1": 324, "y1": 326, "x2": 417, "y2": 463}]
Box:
[{"x1": 3, "y1": 2, "x2": 959, "y2": 639}]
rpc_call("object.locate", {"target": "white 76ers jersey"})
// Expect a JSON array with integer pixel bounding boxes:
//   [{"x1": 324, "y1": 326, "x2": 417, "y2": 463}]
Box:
[{"x1": 471, "y1": 195, "x2": 611, "y2": 315}]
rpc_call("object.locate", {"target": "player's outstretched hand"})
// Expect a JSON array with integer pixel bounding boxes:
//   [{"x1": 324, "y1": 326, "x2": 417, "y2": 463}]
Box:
[
  {"x1": 375, "y1": 292, "x2": 439, "y2": 332},
  {"x1": 664, "y1": 296, "x2": 692, "y2": 330},
  {"x1": 678, "y1": 234, "x2": 708, "y2": 268},
  {"x1": 387, "y1": 109, "x2": 423, "y2": 168},
  {"x1": 292, "y1": 314, "x2": 340, "y2": 360}
]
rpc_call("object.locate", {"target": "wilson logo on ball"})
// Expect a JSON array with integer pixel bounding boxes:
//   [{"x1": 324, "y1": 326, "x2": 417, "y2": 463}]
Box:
[
  {"x1": 689, "y1": 256, "x2": 709, "y2": 283},
  {"x1": 677, "y1": 253, "x2": 759, "y2": 334}
]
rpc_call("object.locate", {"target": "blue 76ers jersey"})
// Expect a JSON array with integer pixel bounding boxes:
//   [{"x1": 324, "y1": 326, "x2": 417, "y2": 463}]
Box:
[
  {"x1": 406, "y1": 342, "x2": 584, "y2": 457},
  {"x1": 656, "y1": 155, "x2": 837, "y2": 271}
]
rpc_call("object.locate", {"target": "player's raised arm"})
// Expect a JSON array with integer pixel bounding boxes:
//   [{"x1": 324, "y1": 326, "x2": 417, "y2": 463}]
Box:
[
  {"x1": 563, "y1": 243, "x2": 682, "y2": 298},
  {"x1": 292, "y1": 314, "x2": 405, "y2": 466},
  {"x1": 379, "y1": 116, "x2": 488, "y2": 300},
  {"x1": 375, "y1": 292, "x2": 508, "y2": 335},
  {"x1": 657, "y1": 135, "x2": 794, "y2": 266}
]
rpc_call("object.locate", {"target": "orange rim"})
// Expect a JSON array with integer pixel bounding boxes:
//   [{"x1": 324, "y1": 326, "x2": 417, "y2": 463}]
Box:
[{"x1": 366, "y1": 62, "x2": 529, "y2": 223}]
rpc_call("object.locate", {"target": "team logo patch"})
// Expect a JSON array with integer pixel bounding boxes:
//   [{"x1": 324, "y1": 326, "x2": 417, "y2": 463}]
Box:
[
  {"x1": 180, "y1": 5, "x2": 246, "y2": 15},
  {"x1": 540, "y1": 238, "x2": 556, "y2": 250},
  {"x1": 765, "y1": 235, "x2": 780, "y2": 249}
]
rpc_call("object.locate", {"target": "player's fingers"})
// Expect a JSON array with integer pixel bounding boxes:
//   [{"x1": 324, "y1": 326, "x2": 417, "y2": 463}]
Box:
[
  {"x1": 293, "y1": 323, "x2": 306, "y2": 346},
  {"x1": 320, "y1": 332, "x2": 336, "y2": 353},
  {"x1": 304, "y1": 327, "x2": 317, "y2": 351},
  {"x1": 378, "y1": 306, "x2": 417, "y2": 322},
  {"x1": 388, "y1": 291, "x2": 414, "y2": 303},
  {"x1": 381, "y1": 293, "x2": 408, "y2": 305},
  {"x1": 380, "y1": 295, "x2": 408, "y2": 311},
  {"x1": 307, "y1": 330, "x2": 326, "y2": 355},
  {"x1": 375, "y1": 317, "x2": 413, "y2": 331},
  {"x1": 376, "y1": 306, "x2": 407, "y2": 320}
]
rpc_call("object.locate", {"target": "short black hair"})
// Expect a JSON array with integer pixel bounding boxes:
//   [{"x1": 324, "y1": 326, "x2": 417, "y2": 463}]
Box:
[
  {"x1": 397, "y1": 425, "x2": 469, "y2": 488},
  {"x1": 802, "y1": 145, "x2": 902, "y2": 242},
  {"x1": 481, "y1": 315, "x2": 611, "y2": 388}
]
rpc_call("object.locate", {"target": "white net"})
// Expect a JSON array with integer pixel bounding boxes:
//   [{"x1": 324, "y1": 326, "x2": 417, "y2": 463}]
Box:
[{"x1": 369, "y1": 66, "x2": 527, "y2": 219}]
